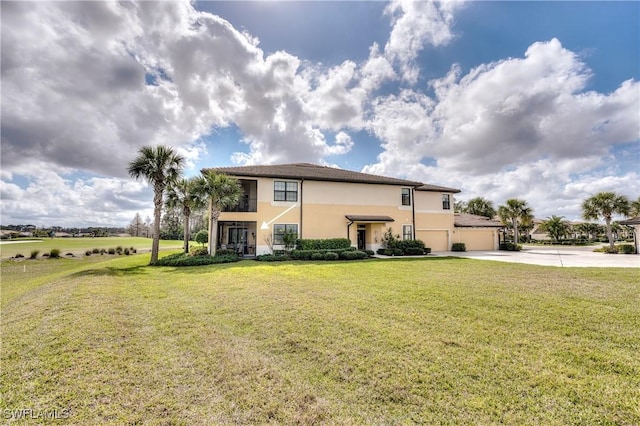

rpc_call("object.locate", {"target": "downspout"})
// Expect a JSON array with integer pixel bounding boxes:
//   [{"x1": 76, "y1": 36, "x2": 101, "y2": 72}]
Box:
[
  {"x1": 347, "y1": 219, "x2": 354, "y2": 241},
  {"x1": 411, "y1": 187, "x2": 416, "y2": 239}
]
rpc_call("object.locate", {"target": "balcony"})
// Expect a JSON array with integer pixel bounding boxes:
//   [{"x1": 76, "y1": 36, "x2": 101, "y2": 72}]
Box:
[{"x1": 224, "y1": 196, "x2": 257, "y2": 213}]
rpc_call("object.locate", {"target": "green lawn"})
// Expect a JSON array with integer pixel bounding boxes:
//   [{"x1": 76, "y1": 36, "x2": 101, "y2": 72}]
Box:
[
  {"x1": 1, "y1": 255, "x2": 638, "y2": 424},
  {"x1": 0, "y1": 237, "x2": 183, "y2": 259}
]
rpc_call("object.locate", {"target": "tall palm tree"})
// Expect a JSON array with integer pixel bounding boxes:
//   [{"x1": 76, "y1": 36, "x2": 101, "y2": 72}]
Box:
[
  {"x1": 166, "y1": 177, "x2": 206, "y2": 254},
  {"x1": 196, "y1": 171, "x2": 243, "y2": 256},
  {"x1": 581, "y1": 191, "x2": 630, "y2": 249},
  {"x1": 128, "y1": 145, "x2": 184, "y2": 264},
  {"x1": 462, "y1": 197, "x2": 496, "y2": 219},
  {"x1": 497, "y1": 198, "x2": 533, "y2": 245}
]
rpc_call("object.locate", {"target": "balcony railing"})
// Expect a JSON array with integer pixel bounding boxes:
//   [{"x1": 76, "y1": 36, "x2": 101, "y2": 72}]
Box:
[{"x1": 224, "y1": 197, "x2": 257, "y2": 213}]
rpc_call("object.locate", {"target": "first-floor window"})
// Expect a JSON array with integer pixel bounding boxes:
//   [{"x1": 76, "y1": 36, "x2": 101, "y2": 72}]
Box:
[
  {"x1": 402, "y1": 225, "x2": 413, "y2": 240},
  {"x1": 442, "y1": 194, "x2": 451, "y2": 210},
  {"x1": 273, "y1": 224, "x2": 298, "y2": 245}
]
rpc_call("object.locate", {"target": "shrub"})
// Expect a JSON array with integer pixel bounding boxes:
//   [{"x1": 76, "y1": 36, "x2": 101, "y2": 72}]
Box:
[
  {"x1": 451, "y1": 243, "x2": 466, "y2": 252},
  {"x1": 195, "y1": 230, "x2": 208, "y2": 247},
  {"x1": 42, "y1": 253, "x2": 50, "y2": 258},
  {"x1": 66, "y1": 252, "x2": 75, "y2": 257},
  {"x1": 14, "y1": 253, "x2": 24, "y2": 258},
  {"x1": 603, "y1": 246, "x2": 619, "y2": 254},
  {"x1": 30, "y1": 250, "x2": 39, "y2": 259},
  {"x1": 85, "y1": 250, "x2": 92, "y2": 256},
  {"x1": 364, "y1": 249, "x2": 375, "y2": 257},
  {"x1": 256, "y1": 254, "x2": 289, "y2": 262},
  {"x1": 311, "y1": 252, "x2": 325, "y2": 261},
  {"x1": 619, "y1": 244, "x2": 636, "y2": 254},
  {"x1": 296, "y1": 238, "x2": 352, "y2": 250},
  {"x1": 324, "y1": 252, "x2": 339, "y2": 261},
  {"x1": 393, "y1": 248, "x2": 404, "y2": 256},
  {"x1": 108, "y1": 248, "x2": 116, "y2": 255},
  {"x1": 405, "y1": 247, "x2": 425, "y2": 255},
  {"x1": 92, "y1": 248, "x2": 100, "y2": 253},
  {"x1": 49, "y1": 249, "x2": 61, "y2": 258},
  {"x1": 190, "y1": 247, "x2": 210, "y2": 257},
  {"x1": 216, "y1": 249, "x2": 237, "y2": 257},
  {"x1": 154, "y1": 253, "x2": 238, "y2": 267},
  {"x1": 116, "y1": 246, "x2": 123, "y2": 254},
  {"x1": 124, "y1": 248, "x2": 130, "y2": 255},
  {"x1": 499, "y1": 242, "x2": 521, "y2": 251},
  {"x1": 130, "y1": 247, "x2": 137, "y2": 253},
  {"x1": 100, "y1": 249, "x2": 106, "y2": 255}
]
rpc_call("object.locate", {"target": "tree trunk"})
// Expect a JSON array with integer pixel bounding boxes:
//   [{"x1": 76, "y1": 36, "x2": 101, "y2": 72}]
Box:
[
  {"x1": 151, "y1": 186, "x2": 163, "y2": 264},
  {"x1": 183, "y1": 211, "x2": 190, "y2": 254},
  {"x1": 513, "y1": 219, "x2": 519, "y2": 246},
  {"x1": 207, "y1": 199, "x2": 220, "y2": 256},
  {"x1": 605, "y1": 217, "x2": 614, "y2": 249}
]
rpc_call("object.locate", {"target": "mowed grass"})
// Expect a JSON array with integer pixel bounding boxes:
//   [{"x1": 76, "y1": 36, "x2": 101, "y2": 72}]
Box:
[
  {"x1": 0, "y1": 237, "x2": 183, "y2": 259},
  {"x1": 1, "y1": 255, "x2": 639, "y2": 424}
]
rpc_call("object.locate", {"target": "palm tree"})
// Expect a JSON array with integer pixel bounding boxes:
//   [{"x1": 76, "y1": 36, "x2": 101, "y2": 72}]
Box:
[
  {"x1": 497, "y1": 198, "x2": 533, "y2": 245},
  {"x1": 196, "y1": 171, "x2": 243, "y2": 256},
  {"x1": 540, "y1": 215, "x2": 570, "y2": 242},
  {"x1": 462, "y1": 197, "x2": 496, "y2": 219},
  {"x1": 630, "y1": 196, "x2": 640, "y2": 217},
  {"x1": 128, "y1": 145, "x2": 184, "y2": 264},
  {"x1": 581, "y1": 192, "x2": 630, "y2": 249},
  {"x1": 166, "y1": 177, "x2": 206, "y2": 254}
]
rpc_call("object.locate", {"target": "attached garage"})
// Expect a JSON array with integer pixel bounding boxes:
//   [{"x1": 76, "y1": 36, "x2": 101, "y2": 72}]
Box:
[
  {"x1": 454, "y1": 214, "x2": 503, "y2": 251},
  {"x1": 416, "y1": 229, "x2": 449, "y2": 252}
]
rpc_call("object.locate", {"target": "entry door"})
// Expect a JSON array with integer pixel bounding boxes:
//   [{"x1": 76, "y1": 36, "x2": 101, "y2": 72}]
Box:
[{"x1": 357, "y1": 229, "x2": 366, "y2": 250}]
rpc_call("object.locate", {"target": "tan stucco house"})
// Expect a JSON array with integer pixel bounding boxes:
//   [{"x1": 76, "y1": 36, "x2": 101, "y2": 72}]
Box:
[
  {"x1": 204, "y1": 163, "x2": 497, "y2": 255},
  {"x1": 620, "y1": 216, "x2": 640, "y2": 254}
]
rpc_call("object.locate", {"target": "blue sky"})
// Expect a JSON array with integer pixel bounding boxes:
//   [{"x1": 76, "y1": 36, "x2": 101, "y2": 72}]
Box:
[{"x1": 1, "y1": 1, "x2": 638, "y2": 227}]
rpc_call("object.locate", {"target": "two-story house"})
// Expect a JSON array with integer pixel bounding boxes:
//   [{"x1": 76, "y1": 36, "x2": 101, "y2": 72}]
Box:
[{"x1": 204, "y1": 163, "x2": 494, "y2": 255}]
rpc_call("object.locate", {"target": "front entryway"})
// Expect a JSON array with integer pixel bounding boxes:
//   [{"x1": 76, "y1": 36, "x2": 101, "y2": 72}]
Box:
[{"x1": 357, "y1": 228, "x2": 366, "y2": 250}]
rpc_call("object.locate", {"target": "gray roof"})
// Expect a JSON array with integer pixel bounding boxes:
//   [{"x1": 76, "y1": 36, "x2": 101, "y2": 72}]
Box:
[
  {"x1": 416, "y1": 183, "x2": 461, "y2": 194},
  {"x1": 620, "y1": 216, "x2": 640, "y2": 225},
  {"x1": 204, "y1": 163, "x2": 458, "y2": 189},
  {"x1": 454, "y1": 213, "x2": 504, "y2": 228}
]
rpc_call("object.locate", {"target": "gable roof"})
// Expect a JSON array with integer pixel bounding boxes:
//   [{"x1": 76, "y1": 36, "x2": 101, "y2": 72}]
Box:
[
  {"x1": 454, "y1": 213, "x2": 503, "y2": 228},
  {"x1": 204, "y1": 163, "x2": 428, "y2": 187}
]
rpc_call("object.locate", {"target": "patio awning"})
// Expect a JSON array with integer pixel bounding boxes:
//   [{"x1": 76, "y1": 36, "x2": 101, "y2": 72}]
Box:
[{"x1": 345, "y1": 215, "x2": 395, "y2": 223}]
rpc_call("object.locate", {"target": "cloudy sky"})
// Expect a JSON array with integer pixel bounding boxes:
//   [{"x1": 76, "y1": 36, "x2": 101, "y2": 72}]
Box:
[{"x1": 1, "y1": 1, "x2": 638, "y2": 227}]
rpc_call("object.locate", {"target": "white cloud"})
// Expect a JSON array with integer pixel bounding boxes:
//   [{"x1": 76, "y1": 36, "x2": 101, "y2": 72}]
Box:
[{"x1": 365, "y1": 38, "x2": 639, "y2": 219}]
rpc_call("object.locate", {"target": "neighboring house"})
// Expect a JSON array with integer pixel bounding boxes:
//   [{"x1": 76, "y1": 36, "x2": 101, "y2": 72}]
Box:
[
  {"x1": 619, "y1": 217, "x2": 640, "y2": 254},
  {"x1": 205, "y1": 163, "x2": 467, "y2": 255},
  {"x1": 453, "y1": 213, "x2": 503, "y2": 250}
]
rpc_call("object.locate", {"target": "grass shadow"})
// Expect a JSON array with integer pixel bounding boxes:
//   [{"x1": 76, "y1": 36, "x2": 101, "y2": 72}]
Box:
[{"x1": 69, "y1": 265, "x2": 149, "y2": 278}]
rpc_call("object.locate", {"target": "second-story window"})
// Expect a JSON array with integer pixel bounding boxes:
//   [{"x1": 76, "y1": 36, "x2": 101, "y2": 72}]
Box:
[
  {"x1": 442, "y1": 194, "x2": 451, "y2": 210},
  {"x1": 401, "y1": 188, "x2": 411, "y2": 206},
  {"x1": 274, "y1": 181, "x2": 298, "y2": 202}
]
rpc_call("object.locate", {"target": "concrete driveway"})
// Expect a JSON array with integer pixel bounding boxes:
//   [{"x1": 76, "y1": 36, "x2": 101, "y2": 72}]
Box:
[{"x1": 433, "y1": 245, "x2": 640, "y2": 268}]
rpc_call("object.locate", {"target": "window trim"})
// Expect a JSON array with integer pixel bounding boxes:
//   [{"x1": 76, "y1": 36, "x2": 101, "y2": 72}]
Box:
[
  {"x1": 273, "y1": 223, "x2": 299, "y2": 245},
  {"x1": 402, "y1": 224, "x2": 413, "y2": 240},
  {"x1": 442, "y1": 194, "x2": 451, "y2": 210},
  {"x1": 401, "y1": 187, "x2": 411, "y2": 206},
  {"x1": 274, "y1": 180, "x2": 298, "y2": 202}
]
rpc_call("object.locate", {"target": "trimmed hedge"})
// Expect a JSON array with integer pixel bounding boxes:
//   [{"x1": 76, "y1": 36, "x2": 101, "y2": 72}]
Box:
[
  {"x1": 324, "y1": 252, "x2": 339, "y2": 261},
  {"x1": 499, "y1": 242, "x2": 521, "y2": 251},
  {"x1": 339, "y1": 250, "x2": 368, "y2": 260},
  {"x1": 451, "y1": 243, "x2": 466, "y2": 252},
  {"x1": 154, "y1": 253, "x2": 238, "y2": 266},
  {"x1": 619, "y1": 244, "x2": 636, "y2": 254},
  {"x1": 296, "y1": 238, "x2": 352, "y2": 250},
  {"x1": 255, "y1": 254, "x2": 289, "y2": 262},
  {"x1": 289, "y1": 247, "x2": 356, "y2": 260}
]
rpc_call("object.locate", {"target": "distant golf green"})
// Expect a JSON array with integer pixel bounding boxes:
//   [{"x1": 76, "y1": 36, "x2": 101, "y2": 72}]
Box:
[{"x1": 0, "y1": 237, "x2": 183, "y2": 258}]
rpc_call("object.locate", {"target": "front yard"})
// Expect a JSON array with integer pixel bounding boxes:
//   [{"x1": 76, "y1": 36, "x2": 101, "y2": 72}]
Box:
[{"x1": 1, "y1": 255, "x2": 638, "y2": 424}]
